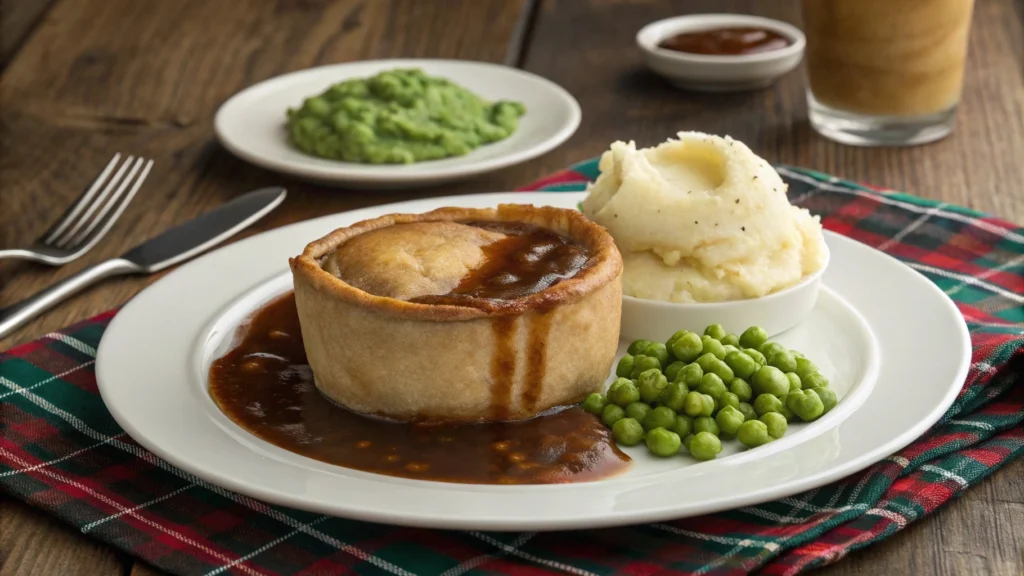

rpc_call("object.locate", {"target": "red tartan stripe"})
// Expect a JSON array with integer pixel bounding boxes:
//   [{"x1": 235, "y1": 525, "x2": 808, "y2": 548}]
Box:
[{"x1": 515, "y1": 170, "x2": 589, "y2": 192}]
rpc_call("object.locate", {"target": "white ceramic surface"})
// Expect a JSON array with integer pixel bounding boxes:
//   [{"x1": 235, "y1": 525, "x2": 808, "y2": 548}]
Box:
[
  {"x1": 214, "y1": 60, "x2": 581, "y2": 189},
  {"x1": 96, "y1": 192, "x2": 970, "y2": 531},
  {"x1": 620, "y1": 246, "x2": 829, "y2": 342},
  {"x1": 636, "y1": 14, "x2": 805, "y2": 92}
]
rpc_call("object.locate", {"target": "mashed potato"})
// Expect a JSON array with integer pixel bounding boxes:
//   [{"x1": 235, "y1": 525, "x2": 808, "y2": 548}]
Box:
[{"x1": 581, "y1": 132, "x2": 827, "y2": 303}]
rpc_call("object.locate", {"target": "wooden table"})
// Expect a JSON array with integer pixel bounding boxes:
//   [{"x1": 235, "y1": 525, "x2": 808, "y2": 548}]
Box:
[{"x1": 2, "y1": 0, "x2": 1022, "y2": 574}]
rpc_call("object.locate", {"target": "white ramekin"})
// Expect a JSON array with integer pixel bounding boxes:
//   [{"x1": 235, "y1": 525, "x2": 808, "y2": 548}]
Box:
[
  {"x1": 619, "y1": 246, "x2": 830, "y2": 342},
  {"x1": 636, "y1": 14, "x2": 805, "y2": 92}
]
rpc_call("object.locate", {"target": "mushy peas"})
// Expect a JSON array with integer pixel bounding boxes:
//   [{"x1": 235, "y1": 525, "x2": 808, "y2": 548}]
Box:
[
  {"x1": 286, "y1": 68, "x2": 526, "y2": 164},
  {"x1": 581, "y1": 132, "x2": 827, "y2": 303}
]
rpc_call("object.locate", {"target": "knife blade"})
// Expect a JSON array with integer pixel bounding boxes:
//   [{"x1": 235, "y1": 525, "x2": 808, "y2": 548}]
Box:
[{"x1": 121, "y1": 186, "x2": 287, "y2": 272}]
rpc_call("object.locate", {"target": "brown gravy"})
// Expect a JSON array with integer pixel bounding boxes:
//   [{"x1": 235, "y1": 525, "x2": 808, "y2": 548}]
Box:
[
  {"x1": 208, "y1": 293, "x2": 630, "y2": 485},
  {"x1": 410, "y1": 221, "x2": 590, "y2": 306},
  {"x1": 659, "y1": 27, "x2": 791, "y2": 56}
]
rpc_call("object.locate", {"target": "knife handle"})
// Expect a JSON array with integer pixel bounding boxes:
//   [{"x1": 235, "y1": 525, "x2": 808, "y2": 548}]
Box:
[{"x1": 0, "y1": 258, "x2": 141, "y2": 339}]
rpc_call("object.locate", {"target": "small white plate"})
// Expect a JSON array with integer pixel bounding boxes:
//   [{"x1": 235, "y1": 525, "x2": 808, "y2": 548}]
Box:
[
  {"x1": 96, "y1": 192, "x2": 970, "y2": 531},
  {"x1": 214, "y1": 60, "x2": 581, "y2": 189}
]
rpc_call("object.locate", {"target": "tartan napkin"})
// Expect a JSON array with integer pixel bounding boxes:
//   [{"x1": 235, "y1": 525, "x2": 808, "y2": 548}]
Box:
[{"x1": 2, "y1": 161, "x2": 1022, "y2": 576}]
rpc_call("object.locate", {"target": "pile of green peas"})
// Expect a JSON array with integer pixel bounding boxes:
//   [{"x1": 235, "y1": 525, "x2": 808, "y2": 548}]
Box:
[{"x1": 581, "y1": 324, "x2": 836, "y2": 461}]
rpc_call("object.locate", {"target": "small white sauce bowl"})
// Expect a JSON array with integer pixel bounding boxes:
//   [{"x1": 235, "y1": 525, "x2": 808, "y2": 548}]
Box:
[
  {"x1": 636, "y1": 14, "x2": 805, "y2": 93},
  {"x1": 619, "y1": 246, "x2": 830, "y2": 343}
]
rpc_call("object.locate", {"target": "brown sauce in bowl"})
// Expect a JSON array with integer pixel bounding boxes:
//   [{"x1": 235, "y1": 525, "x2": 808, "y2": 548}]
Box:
[
  {"x1": 208, "y1": 293, "x2": 630, "y2": 485},
  {"x1": 659, "y1": 27, "x2": 791, "y2": 56}
]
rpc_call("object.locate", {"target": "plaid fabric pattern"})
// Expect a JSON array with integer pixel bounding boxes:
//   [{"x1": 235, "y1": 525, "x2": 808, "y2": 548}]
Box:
[{"x1": 2, "y1": 161, "x2": 1022, "y2": 576}]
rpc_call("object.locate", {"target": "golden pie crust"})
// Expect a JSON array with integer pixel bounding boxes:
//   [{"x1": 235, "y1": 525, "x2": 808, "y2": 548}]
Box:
[{"x1": 288, "y1": 204, "x2": 623, "y2": 423}]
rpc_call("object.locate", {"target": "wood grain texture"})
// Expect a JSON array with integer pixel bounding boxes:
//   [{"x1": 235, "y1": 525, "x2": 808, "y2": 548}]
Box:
[
  {"x1": 1, "y1": 0, "x2": 1022, "y2": 575},
  {"x1": 0, "y1": 499, "x2": 123, "y2": 576},
  {"x1": 0, "y1": 0, "x2": 61, "y2": 67}
]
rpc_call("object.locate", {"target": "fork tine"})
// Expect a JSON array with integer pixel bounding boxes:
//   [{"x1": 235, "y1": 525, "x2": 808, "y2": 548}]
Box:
[
  {"x1": 43, "y1": 154, "x2": 122, "y2": 244},
  {"x1": 51, "y1": 156, "x2": 135, "y2": 248},
  {"x1": 67, "y1": 158, "x2": 152, "y2": 250}
]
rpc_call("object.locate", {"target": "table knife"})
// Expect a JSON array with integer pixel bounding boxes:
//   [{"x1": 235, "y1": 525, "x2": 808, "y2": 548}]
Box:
[{"x1": 0, "y1": 187, "x2": 287, "y2": 339}]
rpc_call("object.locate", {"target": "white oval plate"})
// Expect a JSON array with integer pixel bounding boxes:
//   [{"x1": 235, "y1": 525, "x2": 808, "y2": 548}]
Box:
[
  {"x1": 96, "y1": 192, "x2": 971, "y2": 531},
  {"x1": 214, "y1": 60, "x2": 581, "y2": 189}
]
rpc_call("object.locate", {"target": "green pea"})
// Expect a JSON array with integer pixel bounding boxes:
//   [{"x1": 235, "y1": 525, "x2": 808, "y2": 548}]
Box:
[
  {"x1": 739, "y1": 326, "x2": 769, "y2": 350},
  {"x1": 802, "y1": 372, "x2": 830, "y2": 389},
  {"x1": 786, "y1": 372, "x2": 802, "y2": 392},
  {"x1": 744, "y1": 348, "x2": 767, "y2": 366},
  {"x1": 693, "y1": 415, "x2": 719, "y2": 436},
  {"x1": 720, "y1": 333, "x2": 740, "y2": 347},
  {"x1": 724, "y1": 351, "x2": 758, "y2": 380},
  {"x1": 753, "y1": 393, "x2": 784, "y2": 416},
  {"x1": 768, "y1": 351, "x2": 798, "y2": 373},
  {"x1": 675, "y1": 363, "x2": 704, "y2": 387},
  {"x1": 607, "y1": 378, "x2": 640, "y2": 406},
  {"x1": 669, "y1": 331, "x2": 703, "y2": 363},
  {"x1": 701, "y1": 336, "x2": 727, "y2": 360},
  {"x1": 642, "y1": 342, "x2": 670, "y2": 367},
  {"x1": 759, "y1": 341, "x2": 787, "y2": 359},
  {"x1": 637, "y1": 368, "x2": 669, "y2": 403},
  {"x1": 790, "y1": 350, "x2": 805, "y2": 358},
  {"x1": 581, "y1": 393, "x2": 607, "y2": 415},
  {"x1": 631, "y1": 355, "x2": 662, "y2": 379},
  {"x1": 697, "y1": 372, "x2": 727, "y2": 401},
  {"x1": 666, "y1": 330, "x2": 688, "y2": 348},
  {"x1": 689, "y1": 431, "x2": 722, "y2": 461},
  {"x1": 615, "y1": 354, "x2": 635, "y2": 378},
  {"x1": 612, "y1": 417, "x2": 644, "y2": 446},
  {"x1": 660, "y1": 381, "x2": 689, "y2": 412},
  {"x1": 672, "y1": 414, "x2": 694, "y2": 437},
  {"x1": 778, "y1": 401, "x2": 796, "y2": 422},
  {"x1": 715, "y1": 405, "x2": 745, "y2": 435},
  {"x1": 601, "y1": 404, "x2": 626, "y2": 427},
  {"x1": 722, "y1": 344, "x2": 740, "y2": 356},
  {"x1": 794, "y1": 357, "x2": 819, "y2": 381},
  {"x1": 646, "y1": 427, "x2": 682, "y2": 457},
  {"x1": 682, "y1": 433, "x2": 695, "y2": 451},
  {"x1": 806, "y1": 387, "x2": 838, "y2": 414},
  {"x1": 760, "y1": 412, "x2": 788, "y2": 439},
  {"x1": 737, "y1": 419, "x2": 771, "y2": 448},
  {"x1": 625, "y1": 401, "x2": 652, "y2": 422},
  {"x1": 627, "y1": 339, "x2": 652, "y2": 355},
  {"x1": 707, "y1": 358, "x2": 735, "y2": 384},
  {"x1": 752, "y1": 365, "x2": 790, "y2": 397},
  {"x1": 643, "y1": 406, "x2": 677, "y2": 431},
  {"x1": 695, "y1": 353, "x2": 719, "y2": 373},
  {"x1": 729, "y1": 378, "x2": 753, "y2": 402},
  {"x1": 664, "y1": 361, "x2": 686, "y2": 382},
  {"x1": 703, "y1": 324, "x2": 727, "y2": 341},
  {"x1": 720, "y1": 391, "x2": 740, "y2": 411},
  {"x1": 786, "y1": 390, "x2": 825, "y2": 421},
  {"x1": 737, "y1": 402, "x2": 758, "y2": 422},
  {"x1": 684, "y1": 391, "x2": 715, "y2": 417}
]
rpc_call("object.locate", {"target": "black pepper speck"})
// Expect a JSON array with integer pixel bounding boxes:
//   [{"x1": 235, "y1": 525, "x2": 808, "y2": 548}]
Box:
[
  {"x1": 735, "y1": 199, "x2": 740, "y2": 204},
  {"x1": 742, "y1": 226, "x2": 746, "y2": 232}
]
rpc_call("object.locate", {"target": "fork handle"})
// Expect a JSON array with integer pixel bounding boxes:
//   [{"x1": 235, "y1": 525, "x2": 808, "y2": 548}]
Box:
[
  {"x1": 0, "y1": 258, "x2": 141, "y2": 339},
  {"x1": 0, "y1": 248, "x2": 46, "y2": 263}
]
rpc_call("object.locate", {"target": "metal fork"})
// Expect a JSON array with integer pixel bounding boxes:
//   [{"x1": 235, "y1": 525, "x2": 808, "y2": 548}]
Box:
[{"x1": 0, "y1": 154, "x2": 153, "y2": 265}]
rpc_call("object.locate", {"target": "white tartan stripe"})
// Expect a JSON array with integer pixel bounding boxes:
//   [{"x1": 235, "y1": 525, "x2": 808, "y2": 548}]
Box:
[
  {"x1": 0, "y1": 362, "x2": 95, "y2": 401},
  {"x1": 44, "y1": 332, "x2": 98, "y2": 357},
  {"x1": 0, "y1": 433, "x2": 122, "y2": 478},
  {"x1": 82, "y1": 482, "x2": 198, "y2": 532},
  {"x1": 204, "y1": 516, "x2": 330, "y2": 576},
  {"x1": 439, "y1": 532, "x2": 536, "y2": 576},
  {"x1": 876, "y1": 202, "x2": 947, "y2": 252},
  {"x1": 0, "y1": 446, "x2": 268, "y2": 576},
  {"x1": 776, "y1": 167, "x2": 1024, "y2": 244},
  {"x1": 467, "y1": 532, "x2": 598, "y2": 576},
  {"x1": 906, "y1": 263, "x2": 1024, "y2": 304},
  {"x1": 0, "y1": 376, "x2": 413, "y2": 576}
]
